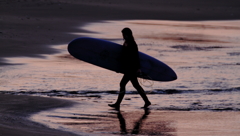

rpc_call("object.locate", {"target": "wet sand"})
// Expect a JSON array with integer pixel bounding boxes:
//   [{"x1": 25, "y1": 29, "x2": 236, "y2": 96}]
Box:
[
  {"x1": 0, "y1": 94, "x2": 77, "y2": 136},
  {"x1": 1, "y1": 0, "x2": 240, "y2": 135},
  {"x1": 31, "y1": 95, "x2": 240, "y2": 136}
]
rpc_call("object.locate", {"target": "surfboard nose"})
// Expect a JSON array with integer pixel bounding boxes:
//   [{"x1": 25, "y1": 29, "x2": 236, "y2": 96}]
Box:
[
  {"x1": 163, "y1": 69, "x2": 177, "y2": 81},
  {"x1": 170, "y1": 70, "x2": 177, "y2": 81},
  {"x1": 172, "y1": 74, "x2": 177, "y2": 81}
]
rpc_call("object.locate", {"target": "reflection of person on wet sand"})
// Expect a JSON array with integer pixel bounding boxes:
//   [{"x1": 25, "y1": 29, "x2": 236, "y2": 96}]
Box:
[
  {"x1": 117, "y1": 108, "x2": 150, "y2": 134},
  {"x1": 108, "y1": 28, "x2": 151, "y2": 109}
]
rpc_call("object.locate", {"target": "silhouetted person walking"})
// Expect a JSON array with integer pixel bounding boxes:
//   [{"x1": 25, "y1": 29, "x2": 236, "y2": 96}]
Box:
[{"x1": 108, "y1": 28, "x2": 151, "y2": 109}]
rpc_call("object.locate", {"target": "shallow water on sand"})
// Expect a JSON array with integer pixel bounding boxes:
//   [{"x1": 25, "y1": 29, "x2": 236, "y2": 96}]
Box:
[
  {"x1": 31, "y1": 94, "x2": 240, "y2": 136},
  {"x1": 74, "y1": 20, "x2": 240, "y2": 90},
  {"x1": 1, "y1": 20, "x2": 240, "y2": 91},
  {"x1": 1, "y1": 20, "x2": 240, "y2": 135}
]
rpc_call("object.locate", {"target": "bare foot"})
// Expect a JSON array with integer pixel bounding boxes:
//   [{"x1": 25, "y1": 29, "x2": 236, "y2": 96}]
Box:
[{"x1": 143, "y1": 102, "x2": 151, "y2": 108}]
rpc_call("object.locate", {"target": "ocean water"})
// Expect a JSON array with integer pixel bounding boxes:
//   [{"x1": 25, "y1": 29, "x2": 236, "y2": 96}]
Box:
[
  {"x1": 1, "y1": 20, "x2": 240, "y2": 135},
  {"x1": 1, "y1": 20, "x2": 240, "y2": 91}
]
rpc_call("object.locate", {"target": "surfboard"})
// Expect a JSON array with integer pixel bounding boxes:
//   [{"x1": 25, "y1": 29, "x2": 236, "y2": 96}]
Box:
[{"x1": 68, "y1": 37, "x2": 177, "y2": 81}]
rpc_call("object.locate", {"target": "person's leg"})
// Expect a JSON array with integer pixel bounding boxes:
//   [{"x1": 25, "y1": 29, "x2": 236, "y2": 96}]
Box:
[
  {"x1": 108, "y1": 74, "x2": 130, "y2": 108},
  {"x1": 130, "y1": 76, "x2": 151, "y2": 107}
]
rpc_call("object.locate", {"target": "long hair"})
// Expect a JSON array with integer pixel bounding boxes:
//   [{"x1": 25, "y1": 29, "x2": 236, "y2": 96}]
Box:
[{"x1": 121, "y1": 27, "x2": 135, "y2": 41}]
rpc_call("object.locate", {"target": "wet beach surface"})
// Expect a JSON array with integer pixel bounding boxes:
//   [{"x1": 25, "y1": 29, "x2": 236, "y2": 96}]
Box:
[
  {"x1": 1, "y1": 20, "x2": 240, "y2": 91},
  {"x1": 1, "y1": 20, "x2": 240, "y2": 135},
  {"x1": 31, "y1": 95, "x2": 240, "y2": 136},
  {"x1": 1, "y1": 0, "x2": 240, "y2": 135}
]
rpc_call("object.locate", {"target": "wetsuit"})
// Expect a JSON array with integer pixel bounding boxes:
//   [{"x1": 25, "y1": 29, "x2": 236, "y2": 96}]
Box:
[
  {"x1": 121, "y1": 40, "x2": 140, "y2": 74},
  {"x1": 120, "y1": 40, "x2": 142, "y2": 91},
  {"x1": 108, "y1": 38, "x2": 151, "y2": 108}
]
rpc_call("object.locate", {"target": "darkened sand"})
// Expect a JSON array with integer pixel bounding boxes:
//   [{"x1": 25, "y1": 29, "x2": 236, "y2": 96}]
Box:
[
  {"x1": 0, "y1": 94, "x2": 77, "y2": 136},
  {"x1": 31, "y1": 96, "x2": 240, "y2": 136},
  {"x1": 1, "y1": 93, "x2": 240, "y2": 136},
  {"x1": 1, "y1": 0, "x2": 240, "y2": 135}
]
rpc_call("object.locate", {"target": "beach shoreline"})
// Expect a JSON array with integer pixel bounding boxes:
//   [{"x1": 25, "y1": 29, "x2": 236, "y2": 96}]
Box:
[
  {"x1": 30, "y1": 94, "x2": 240, "y2": 136},
  {"x1": 1, "y1": 0, "x2": 240, "y2": 135},
  {"x1": 0, "y1": 94, "x2": 78, "y2": 136},
  {"x1": 0, "y1": 92, "x2": 240, "y2": 136}
]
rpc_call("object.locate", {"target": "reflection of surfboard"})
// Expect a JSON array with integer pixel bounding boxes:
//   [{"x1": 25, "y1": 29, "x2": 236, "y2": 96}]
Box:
[{"x1": 68, "y1": 37, "x2": 177, "y2": 81}]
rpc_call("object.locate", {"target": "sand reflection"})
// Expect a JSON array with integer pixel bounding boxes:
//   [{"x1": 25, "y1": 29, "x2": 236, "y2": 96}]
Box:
[{"x1": 116, "y1": 108, "x2": 176, "y2": 135}]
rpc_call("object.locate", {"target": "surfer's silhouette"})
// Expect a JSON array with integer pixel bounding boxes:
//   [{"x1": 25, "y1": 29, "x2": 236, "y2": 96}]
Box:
[{"x1": 108, "y1": 28, "x2": 151, "y2": 109}]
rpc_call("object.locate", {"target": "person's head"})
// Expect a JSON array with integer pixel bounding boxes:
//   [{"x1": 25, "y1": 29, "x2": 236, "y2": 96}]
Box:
[{"x1": 121, "y1": 27, "x2": 134, "y2": 41}]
